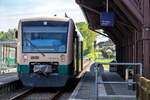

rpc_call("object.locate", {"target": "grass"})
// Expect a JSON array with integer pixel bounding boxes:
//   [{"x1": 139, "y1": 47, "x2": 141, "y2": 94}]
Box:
[
  {"x1": 113, "y1": 98, "x2": 119, "y2": 100},
  {"x1": 96, "y1": 59, "x2": 114, "y2": 68}
]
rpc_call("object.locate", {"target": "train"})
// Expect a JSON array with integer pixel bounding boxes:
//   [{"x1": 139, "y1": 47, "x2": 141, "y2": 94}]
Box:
[{"x1": 16, "y1": 17, "x2": 83, "y2": 87}]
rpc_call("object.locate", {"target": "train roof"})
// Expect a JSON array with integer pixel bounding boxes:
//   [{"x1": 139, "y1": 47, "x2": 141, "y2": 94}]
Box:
[{"x1": 20, "y1": 17, "x2": 71, "y2": 22}]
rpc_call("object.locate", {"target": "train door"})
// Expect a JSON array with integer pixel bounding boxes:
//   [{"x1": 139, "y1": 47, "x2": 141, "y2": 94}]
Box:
[
  {"x1": 78, "y1": 41, "x2": 82, "y2": 72},
  {"x1": 76, "y1": 36, "x2": 79, "y2": 74},
  {"x1": 73, "y1": 31, "x2": 79, "y2": 75},
  {"x1": 80, "y1": 41, "x2": 83, "y2": 71}
]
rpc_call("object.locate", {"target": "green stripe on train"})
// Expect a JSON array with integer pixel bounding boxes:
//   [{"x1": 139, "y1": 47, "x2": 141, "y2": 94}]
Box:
[
  {"x1": 17, "y1": 64, "x2": 30, "y2": 74},
  {"x1": 58, "y1": 65, "x2": 74, "y2": 75},
  {"x1": 17, "y1": 64, "x2": 74, "y2": 75}
]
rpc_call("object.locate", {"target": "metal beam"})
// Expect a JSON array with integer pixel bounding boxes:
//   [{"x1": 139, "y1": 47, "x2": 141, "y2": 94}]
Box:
[
  {"x1": 121, "y1": 0, "x2": 143, "y2": 24},
  {"x1": 76, "y1": 1, "x2": 99, "y2": 15},
  {"x1": 93, "y1": 30, "x2": 108, "y2": 37},
  {"x1": 113, "y1": 0, "x2": 141, "y2": 28}
]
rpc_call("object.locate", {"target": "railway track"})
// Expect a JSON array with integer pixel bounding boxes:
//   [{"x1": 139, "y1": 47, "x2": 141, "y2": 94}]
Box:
[
  {"x1": 9, "y1": 88, "x2": 63, "y2": 100},
  {"x1": 8, "y1": 78, "x2": 80, "y2": 100},
  {"x1": 8, "y1": 61, "x2": 91, "y2": 100},
  {"x1": 9, "y1": 88, "x2": 33, "y2": 100}
]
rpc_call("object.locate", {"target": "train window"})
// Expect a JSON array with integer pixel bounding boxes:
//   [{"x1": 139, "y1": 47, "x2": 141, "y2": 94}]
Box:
[{"x1": 22, "y1": 21, "x2": 69, "y2": 53}]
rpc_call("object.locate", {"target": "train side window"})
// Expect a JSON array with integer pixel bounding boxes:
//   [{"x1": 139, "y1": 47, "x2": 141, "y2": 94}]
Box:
[{"x1": 74, "y1": 31, "x2": 77, "y2": 38}]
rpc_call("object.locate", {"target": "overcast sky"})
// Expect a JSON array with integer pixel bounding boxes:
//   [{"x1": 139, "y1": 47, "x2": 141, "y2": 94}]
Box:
[
  {"x1": 0, "y1": 0, "x2": 109, "y2": 42},
  {"x1": 0, "y1": 0, "x2": 85, "y2": 32}
]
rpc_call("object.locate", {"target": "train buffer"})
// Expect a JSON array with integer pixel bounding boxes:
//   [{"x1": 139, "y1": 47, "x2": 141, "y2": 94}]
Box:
[{"x1": 69, "y1": 63, "x2": 136, "y2": 100}]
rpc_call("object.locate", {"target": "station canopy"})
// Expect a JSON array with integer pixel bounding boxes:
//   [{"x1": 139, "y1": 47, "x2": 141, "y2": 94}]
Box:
[{"x1": 75, "y1": 0, "x2": 143, "y2": 44}]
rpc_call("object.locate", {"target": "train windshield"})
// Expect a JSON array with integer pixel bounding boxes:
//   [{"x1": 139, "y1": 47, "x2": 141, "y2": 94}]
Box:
[{"x1": 22, "y1": 21, "x2": 68, "y2": 53}]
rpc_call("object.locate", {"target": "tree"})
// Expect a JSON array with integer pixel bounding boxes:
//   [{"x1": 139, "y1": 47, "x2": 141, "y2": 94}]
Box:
[
  {"x1": 76, "y1": 22, "x2": 96, "y2": 56},
  {"x1": 0, "y1": 29, "x2": 17, "y2": 41}
]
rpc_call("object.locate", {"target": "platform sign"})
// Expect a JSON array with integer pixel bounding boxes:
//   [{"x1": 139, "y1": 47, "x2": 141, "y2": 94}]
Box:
[{"x1": 100, "y1": 12, "x2": 114, "y2": 26}]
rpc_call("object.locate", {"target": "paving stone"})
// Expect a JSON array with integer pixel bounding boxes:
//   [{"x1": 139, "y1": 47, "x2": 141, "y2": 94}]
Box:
[{"x1": 69, "y1": 63, "x2": 136, "y2": 100}]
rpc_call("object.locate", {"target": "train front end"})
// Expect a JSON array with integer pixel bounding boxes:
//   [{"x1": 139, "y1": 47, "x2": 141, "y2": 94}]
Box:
[{"x1": 17, "y1": 18, "x2": 74, "y2": 87}]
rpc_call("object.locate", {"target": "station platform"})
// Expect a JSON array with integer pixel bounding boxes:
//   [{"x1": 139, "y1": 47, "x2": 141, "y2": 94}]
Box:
[
  {"x1": 69, "y1": 63, "x2": 136, "y2": 100},
  {"x1": 0, "y1": 72, "x2": 18, "y2": 86}
]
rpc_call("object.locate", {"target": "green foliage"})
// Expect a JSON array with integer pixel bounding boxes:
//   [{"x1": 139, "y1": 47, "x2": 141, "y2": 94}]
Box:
[
  {"x1": 96, "y1": 59, "x2": 114, "y2": 68},
  {"x1": 86, "y1": 52, "x2": 102, "y2": 60},
  {"x1": 0, "y1": 29, "x2": 17, "y2": 41},
  {"x1": 76, "y1": 22, "x2": 96, "y2": 57},
  {"x1": 85, "y1": 52, "x2": 95, "y2": 60}
]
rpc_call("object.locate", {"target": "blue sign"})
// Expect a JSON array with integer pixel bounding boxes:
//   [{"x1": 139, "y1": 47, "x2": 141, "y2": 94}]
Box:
[{"x1": 100, "y1": 12, "x2": 114, "y2": 26}]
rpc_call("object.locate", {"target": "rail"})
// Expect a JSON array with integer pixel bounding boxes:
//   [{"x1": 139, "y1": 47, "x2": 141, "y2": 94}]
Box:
[
  {"x1": 0, "y1": 80, "x2": 21, "y2": 99},
  {"x1": 95, "y1": 62, "x2": 142, "y2": 100},
  {"x1": 9, "y1": 88, "x2": 63, "y2": 100},
  {"x1": 9, "y1": 88, "x2": 33, "y2": 100}
]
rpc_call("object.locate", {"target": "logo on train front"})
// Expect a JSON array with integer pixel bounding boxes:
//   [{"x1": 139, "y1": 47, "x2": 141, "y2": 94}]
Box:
[{"x1": 43, "y1": 21, "x2": 47, "y2": 25}]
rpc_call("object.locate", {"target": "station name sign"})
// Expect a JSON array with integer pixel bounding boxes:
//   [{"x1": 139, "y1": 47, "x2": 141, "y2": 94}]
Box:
[{"x1": 100, "y1": 12, "x2": 114, "y2": 27}]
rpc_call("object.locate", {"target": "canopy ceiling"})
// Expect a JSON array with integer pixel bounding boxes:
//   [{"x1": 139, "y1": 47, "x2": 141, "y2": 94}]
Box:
[{"x1": 76, "y1": 0, "x2": 143, "y2": 44}]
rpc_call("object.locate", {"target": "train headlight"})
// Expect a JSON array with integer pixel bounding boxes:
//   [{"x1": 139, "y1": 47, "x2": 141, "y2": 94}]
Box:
[
  {"x1": 23, "y1": 56, "x2": 28, "y2": 60},
  {"x1": 60, "y1": 55, "x2": 65, "y2": 62}
]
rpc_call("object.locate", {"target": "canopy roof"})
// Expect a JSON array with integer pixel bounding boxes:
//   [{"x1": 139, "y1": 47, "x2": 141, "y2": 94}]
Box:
[{"x1": 76, "y1": 0, "x2": 143, "y2": 44}]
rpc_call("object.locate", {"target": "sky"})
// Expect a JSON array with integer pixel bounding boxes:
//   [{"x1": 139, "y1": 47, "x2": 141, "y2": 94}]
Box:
[
  {"x1": 0, "y1": 0, "x2": 85, "y2": 32},
  {"x1": 0, "y1": 0, "x2": 108, "y2": 42}
]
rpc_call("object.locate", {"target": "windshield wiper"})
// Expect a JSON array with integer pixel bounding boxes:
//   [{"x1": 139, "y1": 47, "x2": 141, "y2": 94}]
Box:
[{"x1": 25, "y1": 39, "x2": 45, "y2": 56}]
